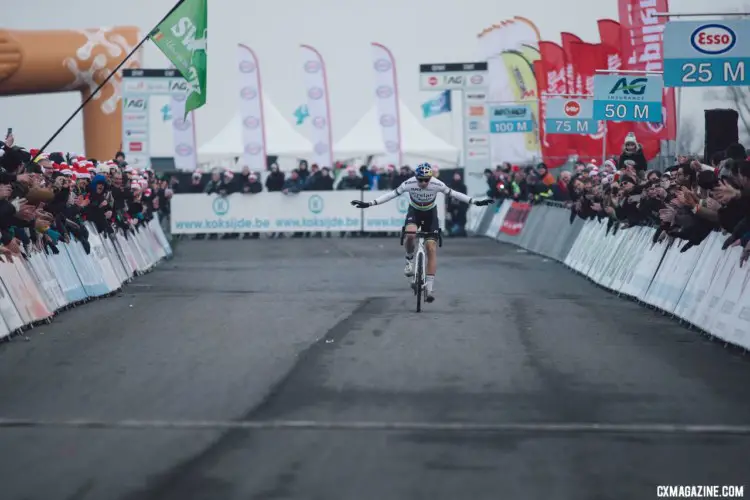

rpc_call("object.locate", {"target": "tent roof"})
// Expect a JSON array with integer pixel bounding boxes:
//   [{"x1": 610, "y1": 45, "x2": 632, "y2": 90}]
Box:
[
  {"x1": 334, "y1": 100, "x2": 459, "y2": 163},
  {"x1": 198, "y1": 96, "x2": 312, "y2": 159}
]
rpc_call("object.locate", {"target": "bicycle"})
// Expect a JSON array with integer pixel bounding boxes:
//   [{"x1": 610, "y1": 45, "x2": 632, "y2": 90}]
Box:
[{"x1": 400, "y1": 226, "x2": 442, "y2": 312}]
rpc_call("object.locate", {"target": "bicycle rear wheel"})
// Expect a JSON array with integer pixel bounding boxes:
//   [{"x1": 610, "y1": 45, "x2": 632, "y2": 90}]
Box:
[{"x1": 415, "y1": 252, "x2": 424, "y2": 312}]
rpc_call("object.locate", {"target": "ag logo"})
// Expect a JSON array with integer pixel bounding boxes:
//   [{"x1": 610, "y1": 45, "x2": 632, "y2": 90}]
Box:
[
  {"x1": 124, "y1": 98, "x2": 146, "y2": 110},
  {"x1": 170, "y1": 80, "x2": 188, "y2": 92},
  {"x1": 609, "y1": 77, "x2": 647, "y2": 95},
  {"x1": 397, "y1": 196, "x2": 409, "y2": 214},
  {"x1": 308, "y1": 194, "x2": 324, "y2": 214},
  {"x1": 213, "y1": 196, "x2": 229, "y2": 216}
]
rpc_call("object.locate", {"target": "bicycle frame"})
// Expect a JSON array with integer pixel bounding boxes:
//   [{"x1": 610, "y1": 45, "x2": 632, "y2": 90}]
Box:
[{"x1": 400, "y1": 227, "x2": 442, "y2": 312}]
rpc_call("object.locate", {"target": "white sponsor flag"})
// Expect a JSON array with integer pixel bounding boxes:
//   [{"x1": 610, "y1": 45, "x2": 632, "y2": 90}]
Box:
[
  {"x1": 300, "y1": 45, "x2": 334, "y2": 167},
  {"x1": 371, "y1": 43, "x2": 402, "y2": 166},
  {"x1": 237, "y1": 44, "x2": 267, "y2": 171},
  {"x1": 170, "y1": 86, "x2": 198, "y2": 171}
]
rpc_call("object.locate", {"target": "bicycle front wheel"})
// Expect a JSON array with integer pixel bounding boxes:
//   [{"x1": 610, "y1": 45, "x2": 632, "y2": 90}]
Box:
[{"x1": 416, "y1": 252, "x2": 424, "y2": 312}]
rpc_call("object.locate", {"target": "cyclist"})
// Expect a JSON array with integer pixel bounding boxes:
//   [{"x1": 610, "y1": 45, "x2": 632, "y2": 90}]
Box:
[{"x1": 351, "y1": 162, "x2": 493, "y2": 302}]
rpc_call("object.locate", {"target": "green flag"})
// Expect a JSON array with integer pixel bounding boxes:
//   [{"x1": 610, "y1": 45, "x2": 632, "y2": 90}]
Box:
[{"x1": 149, "y1": 0, "x2": 207, "y2": 118}]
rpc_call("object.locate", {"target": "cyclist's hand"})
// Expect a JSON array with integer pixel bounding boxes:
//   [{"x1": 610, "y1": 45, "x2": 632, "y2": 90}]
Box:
[
  {"x1": 351, "y1": 200, "x2": 370, "y2": 209},
  {"x1": 473, "y1": 198, "x2": 494, "y2": 206}
]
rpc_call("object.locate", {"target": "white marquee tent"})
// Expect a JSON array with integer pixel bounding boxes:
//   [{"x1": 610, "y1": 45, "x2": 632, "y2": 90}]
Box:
[
  {"x1": 198, "y1": 96, "x2": 313, "y2": 162},
  {"x1": 334, "y1": 100, "x2": 460, "y2": 165}
]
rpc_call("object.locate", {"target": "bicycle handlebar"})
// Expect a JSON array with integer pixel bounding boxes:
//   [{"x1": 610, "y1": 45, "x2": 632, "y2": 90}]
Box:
[{"x1": 400, "y1": 227, "x2": 443, "y2": 248}]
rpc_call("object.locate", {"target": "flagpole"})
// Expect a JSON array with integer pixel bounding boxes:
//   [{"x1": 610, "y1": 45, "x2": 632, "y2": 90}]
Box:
[{"x1": 32, "y1": 0, "x2": 188, "y2": 161}]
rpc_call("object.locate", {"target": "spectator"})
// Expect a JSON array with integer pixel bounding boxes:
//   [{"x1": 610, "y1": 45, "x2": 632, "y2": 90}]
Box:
[
  {"x1": 337, "y1": 167, "x2": 364, "y2": 190},
  {"x1": 265, "y1": 163, "x2": 285, "y2": 192},
  {"x1": 447, "y1": 172, "x2": 468, "y2": 236}
]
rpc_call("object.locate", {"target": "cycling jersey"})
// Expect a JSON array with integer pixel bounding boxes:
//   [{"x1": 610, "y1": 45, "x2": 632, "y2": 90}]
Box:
[{"x1": 371, "y1": 177, "x2": 473, "y2": 211}]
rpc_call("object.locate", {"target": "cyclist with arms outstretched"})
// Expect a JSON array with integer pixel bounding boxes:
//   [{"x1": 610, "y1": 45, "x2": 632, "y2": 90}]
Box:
[{"x1": 352, "y1": 163, "x2": 493, "y2": 302}]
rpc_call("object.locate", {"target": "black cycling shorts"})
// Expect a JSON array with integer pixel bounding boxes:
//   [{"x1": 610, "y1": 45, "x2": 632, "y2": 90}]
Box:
[{"x1": 404, "y1": 205, "x2": 440, "y2": 240}]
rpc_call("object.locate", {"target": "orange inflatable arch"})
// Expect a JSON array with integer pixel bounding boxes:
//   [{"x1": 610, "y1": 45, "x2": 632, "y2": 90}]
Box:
[{"x1": 0, "y1": 26, "x2": 142, "y2": 159}]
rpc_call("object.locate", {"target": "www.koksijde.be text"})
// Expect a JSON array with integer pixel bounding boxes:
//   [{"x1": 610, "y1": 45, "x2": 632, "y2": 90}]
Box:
[{"x1": 174, "y1": 216, "x2": 405, "y2": 230}]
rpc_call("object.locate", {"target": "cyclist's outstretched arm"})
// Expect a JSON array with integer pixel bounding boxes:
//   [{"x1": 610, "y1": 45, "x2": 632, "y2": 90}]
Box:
[
  {"x1": 351, "y1": 181, "x2": 406, "y2": 208},
  {"x1": 370, "y1": 182, "x2": 406, "y2": 206},
  {"x1": 436, "y1": 180, "x2": 481, "y2": 205}
]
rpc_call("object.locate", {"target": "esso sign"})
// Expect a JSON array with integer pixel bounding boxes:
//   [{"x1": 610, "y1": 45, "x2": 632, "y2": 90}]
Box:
[
  {"x1": 564, "y1": 101, "x2": 581, "y2": 117},
  {"x1": 691, "y1": 24, "x2": 736, "y2": 55}
]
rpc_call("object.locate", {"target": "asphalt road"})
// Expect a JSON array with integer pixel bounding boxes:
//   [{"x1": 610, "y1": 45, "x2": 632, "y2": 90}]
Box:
[{"x1": 1, "y1": 235, "x2": 750, "y2": 500}]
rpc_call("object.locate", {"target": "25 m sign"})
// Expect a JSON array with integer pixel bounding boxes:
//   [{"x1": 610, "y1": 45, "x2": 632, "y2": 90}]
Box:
[{"x1": 124, "y1": 98, "x2": 148, "y2": 111}]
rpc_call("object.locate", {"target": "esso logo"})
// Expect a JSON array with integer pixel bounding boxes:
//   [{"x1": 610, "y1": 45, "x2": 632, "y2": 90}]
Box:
[
  {"x1": 304, "y1": 60, "x2": 321, "y2": 73},
  {"x1": 239, "y1": 60, "x2": 256, "y2": 73},
  {"x1": 691, "y1": 24, "x2": 736, "y2": 55},
  {"x1": 308, "y1": 87, "x2": 324, "y2": 100},
  {"x1": 243, "y1": 116, "x2": 260, "y2": 129},
  {"x1": 376, "y1": 85, "x2": 393, "y2": 98},
  {"x1": 470, "y1": 75, "x2": 483, "y2": 85},
  {"x1": 175, "y1": 143, "x2": 193, "y2": 156},
  {"x1": 240, "y1": 86, "x2": 257, "y2": 100},
  {"x1": 374, "y1": 58, "x2": 391, "y2": 72},
  {"x1": 380, "y1": 114, "x2": 396, "y2": 127},
  {"x1": 564, "y1": 101, "x2": 581, "y2": 117},
  {"x1": 314, "y1": 142, "x2": 329, "y2": 155},
  {"x1": 245, "y1": 143, "x2": 262, "y2": 155},
  {"x1": 428, "y1": 76, "x2": 438, "y2": 86},
  {"x1": 312, "y1": 116, "x2": 326, "y2": 129}
]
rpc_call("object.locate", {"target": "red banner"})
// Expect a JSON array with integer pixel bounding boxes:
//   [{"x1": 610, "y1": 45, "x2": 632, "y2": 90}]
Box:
[
  {"x1": 568, "y1": 41, "x2": 608, "y2": 162},
  {"x1": 618, "y1": 0, "x2": 677, "y2": 146},
  {"x1": 537, "y1": 43, "x2": 571, "y2": 167},
  {"x1": 597, "y1": 19, "x2": 634, "y2": 159},
  {"x1": 500, "y1": 202, "x2": 532, "y2": 236}
]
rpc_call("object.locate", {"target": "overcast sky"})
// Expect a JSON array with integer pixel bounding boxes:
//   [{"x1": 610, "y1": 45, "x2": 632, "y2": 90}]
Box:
[{"x1": 0, "y1": 0, "x2": 743, "y2": 155}]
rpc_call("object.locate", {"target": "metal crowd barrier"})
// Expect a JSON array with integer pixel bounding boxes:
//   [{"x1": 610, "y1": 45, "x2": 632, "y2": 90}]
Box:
[
  {"x1": 466, "y1": 199, "x2": 750, "y2": 352},
  {"x1": 0, "y1": 220, "x2": 173, "y2": 339}
]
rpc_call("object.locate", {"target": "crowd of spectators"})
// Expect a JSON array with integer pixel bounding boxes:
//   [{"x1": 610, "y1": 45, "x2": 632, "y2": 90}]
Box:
[
  {"x1": 185, "y1": 160, "x2": 470, "y2": 237},
  {"x1": 0, "y1": 133, "x2": 170, "y2": 264},
  {"x1": 483, "y1": 132, "x2": 750, "y2": 266}
]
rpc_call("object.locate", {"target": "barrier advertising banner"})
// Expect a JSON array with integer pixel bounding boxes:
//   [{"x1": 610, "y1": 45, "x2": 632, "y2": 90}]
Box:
[
  {"x1": 170, "y1": 191, "x2": 445, "y2": 234},
  {"x1": 500, "y1": 201, "x2": 531, "y2": 235}
]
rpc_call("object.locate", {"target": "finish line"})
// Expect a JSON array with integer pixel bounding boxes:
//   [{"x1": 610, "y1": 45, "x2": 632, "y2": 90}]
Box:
[{"x1": 1, "y1": 419, "x2": 750, "y2": 435}]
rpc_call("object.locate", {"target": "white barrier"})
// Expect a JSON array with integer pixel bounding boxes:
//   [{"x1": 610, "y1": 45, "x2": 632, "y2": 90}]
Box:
[
  {"x1": 170, "y1": 191, "x2": 446, "y2": 234},
  {"x1": 0, "y1": 220, "x2": 173, "y2": 339},
  {"x1": 469, "y1": 199, "x2": 750, "y2": 351}
]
